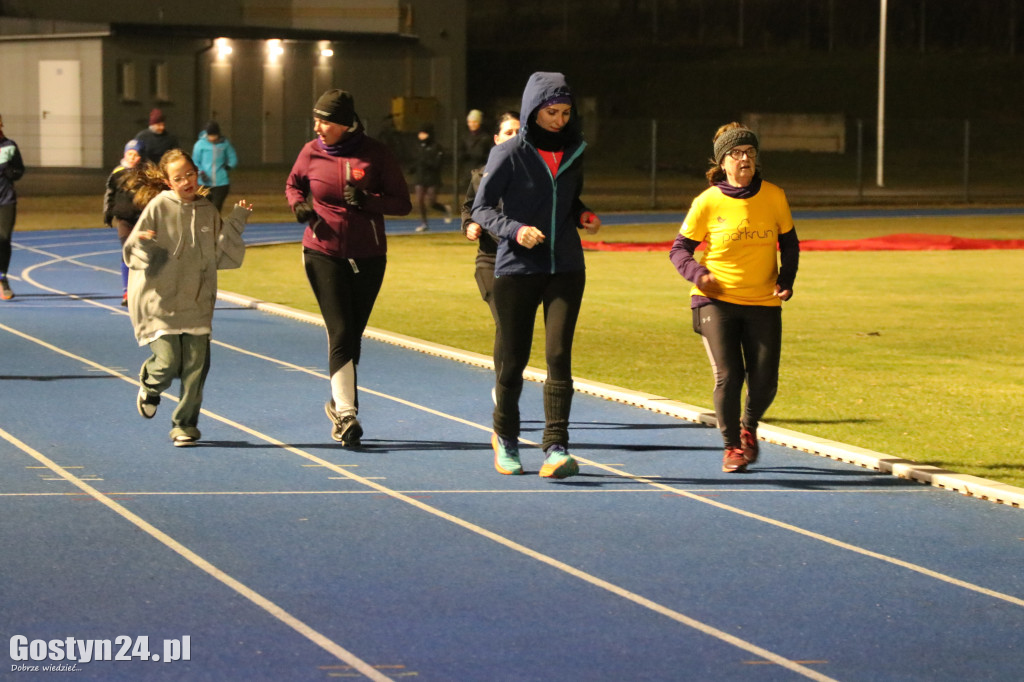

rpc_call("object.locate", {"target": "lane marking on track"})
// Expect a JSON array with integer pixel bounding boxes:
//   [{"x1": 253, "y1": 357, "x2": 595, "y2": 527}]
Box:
[
  {"x1": 0, "y1": 424, "x2": 393, "y2": 682},
  {"x1": 208, "y1": 335, "x2": 1024, "y2": 609},
  {"x1": 0, "y1": 319, "x2": 838, "y2": 682},
  {"x1": 10, "y1": 245, "x2": 1024, "y2": 670},
  {"x1": 0, "y1": 488, "x2": 932, "y2": 498},
  {"x1": 15, "y1": 250, "x2": 1024, "y2": 612}
]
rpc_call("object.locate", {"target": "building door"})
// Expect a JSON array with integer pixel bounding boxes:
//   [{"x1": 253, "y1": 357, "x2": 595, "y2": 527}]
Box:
[
  {"x1": 262, "y1": 62, "x2": 283, "y2": 163},
  {"x1": 39, "y1": 60, "x2": 82, "y2": 167}
]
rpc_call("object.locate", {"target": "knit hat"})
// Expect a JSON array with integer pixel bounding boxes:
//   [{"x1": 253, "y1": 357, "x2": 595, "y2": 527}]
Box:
[
  {"x1": 124, "y1": 139, "x2": 144, "y2": 155},
  {"x1": 713, "y1": 126, "x2": 759, "y2": 164},
  {"x1": 204, "y1": 120, "x2": 221, "y2": 136},
  {"x1": 149, "y1": 108, "x2": 165, "y2": 125},
  {"x1": 466, "y1": 109, "x2": 483, "y2": 123},
  {"x1": 313, "y1": 89, "x2": 356, "y2": 126}
]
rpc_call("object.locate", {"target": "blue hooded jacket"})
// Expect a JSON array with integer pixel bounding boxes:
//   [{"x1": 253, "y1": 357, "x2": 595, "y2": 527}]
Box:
[
  {"x1": 192, "y1": 131, "x2": 238, "y2": 188},
  {"x1": 472, "y1": 72, "x2": 591, "y2": 276}
]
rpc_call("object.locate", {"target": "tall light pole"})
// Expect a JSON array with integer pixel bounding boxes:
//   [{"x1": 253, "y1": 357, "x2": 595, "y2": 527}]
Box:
[{"x1": 877, "y1": 0, "x2": 888, "y2": 187}]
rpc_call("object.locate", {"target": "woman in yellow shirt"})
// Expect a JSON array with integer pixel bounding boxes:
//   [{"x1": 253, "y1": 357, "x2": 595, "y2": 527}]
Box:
[{"x1": 670, "y1": 123, "x2": 800, "y2": 473}]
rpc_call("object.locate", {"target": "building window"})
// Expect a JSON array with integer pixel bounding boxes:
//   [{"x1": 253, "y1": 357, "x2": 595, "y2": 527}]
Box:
[
  {"x1": 151, "y1": 61, "x2": 170, "y2": 102},
  {"x1": 117, "y1": 61, "x2": 137, "y2": 102}
]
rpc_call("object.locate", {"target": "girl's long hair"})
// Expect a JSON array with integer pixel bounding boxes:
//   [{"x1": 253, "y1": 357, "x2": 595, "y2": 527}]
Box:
[{"x1": 125, "y1": 149, "x2": 209, "y2": 209}]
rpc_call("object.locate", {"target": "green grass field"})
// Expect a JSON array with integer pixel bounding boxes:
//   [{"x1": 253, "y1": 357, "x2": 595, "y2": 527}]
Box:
[{"x1": 217, "y1": 215, "x2": 1024, "y2": 489}]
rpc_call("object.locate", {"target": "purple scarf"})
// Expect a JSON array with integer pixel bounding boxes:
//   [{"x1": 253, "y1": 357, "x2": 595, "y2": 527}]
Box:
[{"x1": 714, "y1": 173, "x2": 762, "y2": 199}]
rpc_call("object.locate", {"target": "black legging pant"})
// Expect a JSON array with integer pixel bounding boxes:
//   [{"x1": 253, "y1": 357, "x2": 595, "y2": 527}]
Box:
[
  {"x1": 474, "y1": 264, "x2": 501, "y2": 363},
  {"x1": 303, "y1": 249, "x2": 386, "y2": 377},
  {"x1": 694, "y1": 300, "x2": 782, "y2": 449},
  {"x1": 492, "y1": 269, "x2": 585, "y2": 448},
  {"x1": 0, "y1": 202, "x2": 15, "y2": 275}
]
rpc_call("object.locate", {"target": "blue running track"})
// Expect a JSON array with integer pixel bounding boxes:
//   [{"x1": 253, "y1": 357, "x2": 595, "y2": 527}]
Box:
[{"x1": 1, "y1": 225, "x2": 1022, "y2": 681}]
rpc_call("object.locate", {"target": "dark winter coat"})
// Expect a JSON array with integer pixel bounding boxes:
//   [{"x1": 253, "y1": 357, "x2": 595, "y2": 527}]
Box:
[
  {"x1": 471, "y1": 72, "x2": 591, "y2": 276},
  {"x1": 286, "y1": 124, "x2": 411, "y2": 260}
]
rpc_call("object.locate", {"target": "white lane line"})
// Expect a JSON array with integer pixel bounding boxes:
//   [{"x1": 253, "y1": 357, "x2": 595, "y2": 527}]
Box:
[
  {"x1": 12, "y1": 246, "x2": 1024, "y2": 671},
  {"x1": 0, "y1": 425, "x2": 392, "y2": 682},
  {"x1": 0, "y1": 323, "x2": 837, "y2": 682},
  {"x1": 16, "y1": 250, "x2": 1024, "y2": 610}
]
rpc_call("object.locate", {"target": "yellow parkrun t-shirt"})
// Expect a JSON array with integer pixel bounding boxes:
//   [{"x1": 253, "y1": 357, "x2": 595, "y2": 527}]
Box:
[{"x1": 679, "y1": 181, "x2": 794, "y2": 307}]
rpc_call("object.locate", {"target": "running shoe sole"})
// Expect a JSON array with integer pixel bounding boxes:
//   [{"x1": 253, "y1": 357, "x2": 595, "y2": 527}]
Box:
[
  {"x1": 539, "y1": 455, "x2": 579, "y2": 479},
  {"x1": 137, "y1": 388, "x2": 158, "y2": 419}
]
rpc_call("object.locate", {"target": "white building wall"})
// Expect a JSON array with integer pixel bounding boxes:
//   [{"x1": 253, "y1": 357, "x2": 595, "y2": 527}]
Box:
[{"x1": 0, "y1": 38, "x2": 103, "y2": 167}]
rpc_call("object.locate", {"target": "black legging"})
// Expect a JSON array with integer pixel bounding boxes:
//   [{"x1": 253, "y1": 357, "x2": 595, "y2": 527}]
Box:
[
  {"x1": 694, "y1": 299, "x2": 782, "y2": 448},
  {"x1": 0, "y1": 202, "x2": 16, "y2": 275},
  {"x1": 303, "y1": 249, "x2": 386, "y2": 376},
  {"x1": 492, "y1": 269, "x2": 586, "y2": 448},
  {"x1": 473, "y1": 264, "x2": 501, "y2": 363}
]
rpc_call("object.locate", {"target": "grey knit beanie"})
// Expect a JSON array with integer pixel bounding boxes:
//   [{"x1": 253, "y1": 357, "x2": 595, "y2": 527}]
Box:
[{"x1": 713, "y1": 127, "x2": 759, "y2": 164}]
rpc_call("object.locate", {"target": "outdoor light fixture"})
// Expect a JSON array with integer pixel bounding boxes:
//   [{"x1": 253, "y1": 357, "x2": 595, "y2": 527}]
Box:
[
  {"x1": 215, "y1": 38, "x2": 232, "y2": 58},
  {"x1": 267, "y1": 39, "x2": 284, "y2": 62},
  {"x1": 320, "y1": 47, "x2": 334, "y2": 58}
]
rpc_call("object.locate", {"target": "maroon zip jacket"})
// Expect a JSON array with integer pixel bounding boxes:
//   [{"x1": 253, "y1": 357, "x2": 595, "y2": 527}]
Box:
[{"x1": 286, "y1": 131, "x2": 411, "y2": 259}]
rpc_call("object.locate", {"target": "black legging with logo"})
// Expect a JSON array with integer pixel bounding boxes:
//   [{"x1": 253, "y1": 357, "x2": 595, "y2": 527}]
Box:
[
  {"x1": 492, "y1": 269, "x2": 585, "y2": 449},
  {"x1": 693, "y1": 299, "x2": 782, "y2": 448}
]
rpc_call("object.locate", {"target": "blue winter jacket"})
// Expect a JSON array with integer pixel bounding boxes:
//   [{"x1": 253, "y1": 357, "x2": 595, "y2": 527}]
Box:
[
  {"x1": 472, "y1": 72, "x2": 591, "y2": 276},
  {"x1": 192, "y1": 132, "x2": 238, "y2": 188}
]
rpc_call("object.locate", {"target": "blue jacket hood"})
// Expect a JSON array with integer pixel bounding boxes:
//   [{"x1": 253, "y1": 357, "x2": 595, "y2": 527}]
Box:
[{"x1": 519, "y1": 72, "x2": 582, "y2": 144}]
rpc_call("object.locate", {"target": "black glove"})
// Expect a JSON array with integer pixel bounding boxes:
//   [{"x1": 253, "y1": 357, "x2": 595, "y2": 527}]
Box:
[
  {"x1": 344, "y1": 182, "x2": 367, "y2": 208},
  {"x1": 293, "y1": 201, "x2": 315, "y2": 224}
]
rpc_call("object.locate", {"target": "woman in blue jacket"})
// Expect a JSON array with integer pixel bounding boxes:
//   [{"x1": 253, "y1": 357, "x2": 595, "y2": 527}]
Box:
[
  {"x1": 472, "y1": 72, "x2": 601, "y2": 479},
  {"x1": 192, "y1": 121, "x2": 238, "y2": 212}
]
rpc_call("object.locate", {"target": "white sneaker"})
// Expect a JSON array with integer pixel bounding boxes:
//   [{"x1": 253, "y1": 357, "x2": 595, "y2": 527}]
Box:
[{"x1": 136, "y1": 387, "x2": 159, "y2": 419}]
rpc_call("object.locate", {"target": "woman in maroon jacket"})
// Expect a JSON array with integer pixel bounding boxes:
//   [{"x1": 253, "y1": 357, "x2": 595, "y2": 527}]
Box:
[{"x1": 286, "y1": 89, "x2": 412, "y2": 446}]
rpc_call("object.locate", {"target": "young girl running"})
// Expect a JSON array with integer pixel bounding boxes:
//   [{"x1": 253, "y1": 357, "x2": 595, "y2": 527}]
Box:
[{"x1": 123, "y1": 149, "x2": 251, "y2": 446}]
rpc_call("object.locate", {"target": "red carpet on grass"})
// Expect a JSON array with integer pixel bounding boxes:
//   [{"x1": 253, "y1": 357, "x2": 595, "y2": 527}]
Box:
[{"x1": 581, "y1": 233, "x2": 1024, "y2": 252}]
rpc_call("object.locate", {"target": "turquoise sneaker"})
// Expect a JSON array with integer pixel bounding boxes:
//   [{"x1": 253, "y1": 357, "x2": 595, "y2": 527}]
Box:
[
  {"x1": 491, "y1": 433, "x2": 523, "y2": 475},
  {"x1": 539, "y1": 444, "x2": 579, "y2": 479}
]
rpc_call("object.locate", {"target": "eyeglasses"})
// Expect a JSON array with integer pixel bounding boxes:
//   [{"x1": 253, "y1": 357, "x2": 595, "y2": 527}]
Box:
[
  {"x1": 171, "y1": 171, "x2": 197, "y2": 184},
  {"x1": 726, "y1": 148, "x2": 758, "y2": 160}
]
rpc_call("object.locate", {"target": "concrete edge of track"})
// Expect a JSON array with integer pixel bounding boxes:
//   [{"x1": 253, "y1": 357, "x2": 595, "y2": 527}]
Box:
[{"x1": 216, "y1": 288, "x2": 1024, "y2": 510}]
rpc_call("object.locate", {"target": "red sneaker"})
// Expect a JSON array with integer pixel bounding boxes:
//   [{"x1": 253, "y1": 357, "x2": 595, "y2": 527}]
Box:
[
  {"x1": 722, "y1": 447, "x2": 748, "y2": 473},
  {"x1": 740, "y1": 428, "x2": 759, "y2": 465}
]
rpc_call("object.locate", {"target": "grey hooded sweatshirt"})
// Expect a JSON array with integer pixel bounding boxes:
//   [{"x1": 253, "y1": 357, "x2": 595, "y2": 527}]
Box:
[{"x1": 123, "y1": 190, "x2": 248, "y2": 345}]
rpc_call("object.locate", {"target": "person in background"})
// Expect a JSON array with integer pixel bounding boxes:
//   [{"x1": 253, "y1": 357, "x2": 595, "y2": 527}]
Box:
[
  {"x1": 192, "y1": 120, "x2": 238, "y2": 212},
  {"x1": 669, "y1": 122, "x2": 800, "y2": 473},
  {"x1": 410, "y1": 124, "x2": 450, "y2": 232},
  {"x1": 103, "y1": 139, "x2": 150, "y2": 306},
  {"x1": 472, "y1": 72, "x2": 601, "y2": 480},
  {"x1": 286, "y1": 89, "x2": 412, "y2": 446},
  {"x1": 135, "y1": 108, "x2": 179, "y2": 167},
  {"x1": 461, "y1": 109, "x2": 492, "y2": 185},
  {"x1": 123, "y1": 149, "x2": 251, "y2": 447},
  {"x1": 0, "y1": 113, "x2": 25, "y2": 301},
  {"x1": 461, "y1": 111, "x2": 520, "y2": 380}
]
